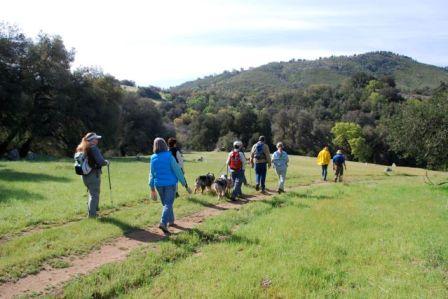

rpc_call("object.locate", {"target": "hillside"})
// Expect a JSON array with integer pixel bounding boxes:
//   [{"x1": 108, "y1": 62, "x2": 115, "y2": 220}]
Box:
[{"x1": 172, "y1": 52, "x2": 448, "y2": 95}]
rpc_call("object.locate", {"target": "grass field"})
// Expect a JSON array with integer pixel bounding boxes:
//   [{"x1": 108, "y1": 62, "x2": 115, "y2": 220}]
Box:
[{"x1": 1, "y1": 152, "x2": 447, "y2": 297}]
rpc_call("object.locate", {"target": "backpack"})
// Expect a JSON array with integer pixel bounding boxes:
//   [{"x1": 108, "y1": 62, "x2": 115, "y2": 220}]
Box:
[
  {"x1": 229, "y1": 151, "x2": 243, "y2": 171},
  {"x1": 254, "y1": 142, "x2": 266, "y2": 160},
  {"x1": 74, "y1": 152, "x2": 92, "y2": 175}
]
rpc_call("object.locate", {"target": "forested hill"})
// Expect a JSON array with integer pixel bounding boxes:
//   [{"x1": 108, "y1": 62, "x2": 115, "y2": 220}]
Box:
[{"x1": 172, "y1": 52, "x2": 448, "y2": 95}]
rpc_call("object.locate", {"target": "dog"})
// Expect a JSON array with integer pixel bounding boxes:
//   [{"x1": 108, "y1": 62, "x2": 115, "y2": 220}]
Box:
[
  {"x1": 213, "y1": 174, "x2": 233, "y2": 200},
  {"x1": 194, "y1": 173, "x2": 215, "y2": 194}
]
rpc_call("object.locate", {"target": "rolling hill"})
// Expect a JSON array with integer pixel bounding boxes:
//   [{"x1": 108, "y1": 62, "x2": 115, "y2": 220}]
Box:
[{"x1": 172, "y1": 52, "x2": 448, "y2": 95}]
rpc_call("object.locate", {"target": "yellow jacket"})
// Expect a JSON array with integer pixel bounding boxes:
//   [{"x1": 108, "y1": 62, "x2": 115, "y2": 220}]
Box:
[{"x1": 317, "y1": 149, "x2": 331, "y2": 165}]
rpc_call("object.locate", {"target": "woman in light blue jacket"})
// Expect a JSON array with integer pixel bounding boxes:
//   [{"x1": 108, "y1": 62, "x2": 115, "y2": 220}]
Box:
[
  {"x1": 271, "y1": 142, "x2": 289, "y2": 193},
  {"x1": 149, "y1": 138, "x2": 190, "y2": 234}
]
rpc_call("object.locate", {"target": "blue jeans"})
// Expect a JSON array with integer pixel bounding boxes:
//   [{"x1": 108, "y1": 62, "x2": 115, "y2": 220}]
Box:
[
  {"x1": 275, "y1": 168, "x2": 287, "y2": 190},
  {"x1": 254, "y1": 163, "x2": 267, "y2": 190},
  {"x1": 156, "y1": 185, "x2": 176, "y2": 225},
  {"x1": 321, "y1": 165, "x2": 328, "y2": 181},
  {"x1": 231, "y1": 170, "x2": 243, "y2": 199}
]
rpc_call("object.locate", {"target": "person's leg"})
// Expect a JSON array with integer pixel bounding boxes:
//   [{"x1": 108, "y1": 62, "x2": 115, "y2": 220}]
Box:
[
  {"x1": 165, "y1": 185, "x2": 176, "y2": 224},
  {"x1": 83, "y1": 172, "x2": 101, "y2": 217},
  {"x1": 325, "y1": 165, "x2": 328, "y2": 181},
  {"x1": 260, "y1": 163, "x2": 267, "y2": 191},
  {"x1": 157, "y1": 186, "x2": 169, "y2": 226},
  {"x1": 254, "y1": 163, "x2": 261, "y2": 190},
  {"x1": 279, "y1": 168, "x2": 286, "y2": 191},
  {"x1": 242, "y1": 169, "x2": 248, "y2": 186},
  {"x1": 231, "y1": 171, "x2": 241, "y2": 200}
]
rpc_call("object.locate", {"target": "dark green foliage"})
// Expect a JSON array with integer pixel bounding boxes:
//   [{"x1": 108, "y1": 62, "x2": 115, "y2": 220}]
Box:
[{"x1": 385, "y1": 85, "x2": 448, "y2": 169}]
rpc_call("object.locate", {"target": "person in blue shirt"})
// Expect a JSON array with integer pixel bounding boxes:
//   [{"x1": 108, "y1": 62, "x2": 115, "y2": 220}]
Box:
[
  {"x1": 332, "y1": 150, "x2": 347, "y2": 182},
  {"x1": 271, "y1": 142, "x2": 289, "y2": 193},
  {"x1": 149, "y1": 138, "x2": 190, "y2": 234}
]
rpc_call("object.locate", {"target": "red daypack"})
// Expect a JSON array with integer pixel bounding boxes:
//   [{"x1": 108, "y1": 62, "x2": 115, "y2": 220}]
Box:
[{"x1": 229, "y1": 151, "x2": 242, "y2": 170}]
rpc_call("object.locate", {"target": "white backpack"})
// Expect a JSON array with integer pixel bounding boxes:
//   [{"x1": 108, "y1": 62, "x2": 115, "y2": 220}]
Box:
[{"x1": 74, "y1": 152, "x2": 92, "y2": 175}]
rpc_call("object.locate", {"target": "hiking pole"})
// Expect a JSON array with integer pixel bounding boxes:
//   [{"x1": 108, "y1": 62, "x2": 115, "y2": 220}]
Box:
[{"x1": 107, "y1": 163, "x2": 113, "y2": 206}]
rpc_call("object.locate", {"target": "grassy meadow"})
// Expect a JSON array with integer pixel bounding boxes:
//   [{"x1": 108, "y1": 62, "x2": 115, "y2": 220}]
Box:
[{"x1": 0, "y1": 151, "x2": 447, "y2": 297}]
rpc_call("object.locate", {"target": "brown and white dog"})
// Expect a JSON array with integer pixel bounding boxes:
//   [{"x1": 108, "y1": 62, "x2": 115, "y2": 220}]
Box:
[
  {"x1": 194, "y1": 173, "x2": 215, "y2": 194},
  {"x1": 212, "y1": 174, "x2": 233, "y2": 200}
]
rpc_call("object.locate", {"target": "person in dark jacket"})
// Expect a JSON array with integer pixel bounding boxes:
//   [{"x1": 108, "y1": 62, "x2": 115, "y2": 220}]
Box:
[
  {"x1": 76, "y1": 132, "x2": 109, "y2": 218},
  {"x1": 332, "y1": 150, "x2": 347, "y2": 182},
  {"x1": 167, "y1": 137, "x2": 184, "y2": 197},
  {"x1": 149, "y1": 138, "x2": 190, "y2": 234}
]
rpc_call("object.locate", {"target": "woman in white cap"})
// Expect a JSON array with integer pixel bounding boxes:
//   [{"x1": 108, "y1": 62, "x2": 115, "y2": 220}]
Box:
[
  {"x1": 271, "y1": 142, "x2": 289, "y2": 193},
  {"x1": 76, "y1": 132, "x2": 109, "y2": 217}
]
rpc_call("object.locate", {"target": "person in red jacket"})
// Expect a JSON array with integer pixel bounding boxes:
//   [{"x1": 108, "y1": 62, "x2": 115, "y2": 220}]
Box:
[{"x1": 226, "y1": 141, "x2": 246, "y2": 201}]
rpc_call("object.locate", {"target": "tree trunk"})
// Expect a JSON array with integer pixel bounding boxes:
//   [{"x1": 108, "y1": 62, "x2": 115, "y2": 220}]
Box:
[{"x1": 19, "y1": 138, "x2": 32, "y2": 158}]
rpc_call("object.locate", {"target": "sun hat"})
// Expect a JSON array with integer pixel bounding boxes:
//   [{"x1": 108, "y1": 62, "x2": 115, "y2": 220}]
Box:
[{"x1": 86, "y1": 133, "x2": 102, "y2": 141}]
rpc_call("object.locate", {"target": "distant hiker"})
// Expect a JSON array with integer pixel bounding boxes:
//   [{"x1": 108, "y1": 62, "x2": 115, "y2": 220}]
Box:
[
  {"x1": 271, "y1": 142, "x2": 289, "y2": 193},
  {"x1": 226, "y1": 141, "x2": 247, "y2": 201},
  {"x1": 149, "y1": 138, "x2": 190, "y2": 234},
  {"x1": 317, "y1": 146, "x2": 331, "y2": 181},
  {"x1": 332, "y1": 150, "x2": 347, "y2": 182},
  {"x1": 235, "y1": 140, "x2": 249, "y2": 186},
  {"x1": 250, "y1": 136, "x2": 271, "y2": 193},
  {"x1": 167, "y1": 137, "x2": 184, "y2": 198},
  {"x1": 75, "y1": 132, "x2": 109, "y2": 218}
]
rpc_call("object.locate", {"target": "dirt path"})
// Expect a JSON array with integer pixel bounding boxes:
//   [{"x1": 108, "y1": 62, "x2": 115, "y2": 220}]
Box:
[{"x1": 0, "y1": 191, "x2": 278, "y2": 299}]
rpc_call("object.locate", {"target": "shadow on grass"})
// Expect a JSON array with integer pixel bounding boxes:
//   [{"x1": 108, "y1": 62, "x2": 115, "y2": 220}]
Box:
[
  {"x1": 171, "y1": 228, "x2": 260, "y2": 246},
  {"x1": 289, "y1": 191, "x2": 335, "y2": 200},
  {"x1": 186, "y1": 197, "x2": 228, "y2": 211},
  {"x1": 0, "y1": 186, "x2": 45, "y2": 203},
  {"x1": 0, "y1": 169, "x2": 70, "y2": 182}
]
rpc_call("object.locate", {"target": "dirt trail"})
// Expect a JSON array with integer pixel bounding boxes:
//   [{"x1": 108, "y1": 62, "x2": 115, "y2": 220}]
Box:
[{"x1": 0, "y1": 191, "x2": 278, "y2": 299}]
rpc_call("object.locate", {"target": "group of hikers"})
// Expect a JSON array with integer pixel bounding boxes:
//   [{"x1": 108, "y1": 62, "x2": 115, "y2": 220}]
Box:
[{"x1": 75, "y1": 133, "x2": 347, "y2": 234}]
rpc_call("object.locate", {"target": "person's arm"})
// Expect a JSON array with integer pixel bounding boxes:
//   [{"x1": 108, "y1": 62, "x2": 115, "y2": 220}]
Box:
[
  {"x1": 149, "y1": 158, "x2": 157, "y2": 200},
  {"x1": 239, "y1": 152, "x2": 246, "y2": 170},
  {"x1": 149, "y1": 159, "x2": 155, "y2": 190},
  {"x1": 176, "y1": 150, "x2": 184, "y2": 169},
  {"x1": 250, "y1": 145, "x2": 255, "y2": 166},
  {"x1": 91, "y1": 146, "x2": 108, "y2": 166},
  {"x1": 264, "y1": 144, "x2": 272, "y2": 167},
  {"x1": 170, "y1": 156, "x2": 187, "y2": 187}
]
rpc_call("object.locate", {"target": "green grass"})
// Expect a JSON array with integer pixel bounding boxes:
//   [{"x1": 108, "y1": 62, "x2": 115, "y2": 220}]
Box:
[
  {"x1": 1, "y1": 152, "x2": 447, "y2": 296},
  {"x1": 61, "y1": 177, "x2": 448, "y2": 298}
]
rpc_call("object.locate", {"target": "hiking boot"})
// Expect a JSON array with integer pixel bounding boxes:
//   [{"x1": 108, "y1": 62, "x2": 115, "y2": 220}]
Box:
[
  {"x1": 158, "y1": 223, "x2": 170, "y2": 234},
  {"x1": 175, "y1": 192, "x2": 180, "y2": 198},
  {"x1": 255, "y1": 185, "x2": 260, "y2": 191},
  {"x1": 230, "y1": 196, "x2": 237, "y2": 202}
]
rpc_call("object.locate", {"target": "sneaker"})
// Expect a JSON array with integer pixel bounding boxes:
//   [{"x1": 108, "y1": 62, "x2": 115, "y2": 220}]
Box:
[
  {"x1": 158, "y1": 223, "x2": 170, "y2": 234},
  {"x1": 277, "y1": 189, "x2": 282, "y2": 194},
  {"x1": 255, "y1": 185, "x2": 260, "y2": 191}
]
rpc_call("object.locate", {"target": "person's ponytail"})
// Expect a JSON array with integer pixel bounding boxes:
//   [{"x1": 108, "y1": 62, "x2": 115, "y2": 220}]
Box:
[{"x1": 76, "y1": 133, "x2": 93, "y2": 154}]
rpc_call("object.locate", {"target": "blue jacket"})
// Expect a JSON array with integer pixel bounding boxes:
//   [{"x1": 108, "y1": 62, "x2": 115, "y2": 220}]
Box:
[
  {"x1": 333, "y1": 154, "x2": 346, "y2": 166},
  {"x1": 272, "y1": 150, "x2": 289, "y2": 171},
  {"x1": 149, "y1": 151, "x2": 187, "y2": 189}
]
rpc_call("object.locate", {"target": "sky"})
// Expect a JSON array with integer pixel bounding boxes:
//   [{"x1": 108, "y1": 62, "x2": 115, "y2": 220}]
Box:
[{"x1": 1, "y1": 0, "x2": 447, "y2": 88}]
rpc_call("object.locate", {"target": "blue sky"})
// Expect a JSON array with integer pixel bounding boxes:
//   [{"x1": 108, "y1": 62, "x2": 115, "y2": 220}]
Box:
[{"x1": 1, "y1": 0, "x2": 447, "y2": 87}]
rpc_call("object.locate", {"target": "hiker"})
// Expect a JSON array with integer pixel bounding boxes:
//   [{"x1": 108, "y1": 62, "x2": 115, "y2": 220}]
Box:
[
  {"x1": 167, "y1": 137, "x2": 184, "y2": 197},
  {"x1": 226, "y1": 141, "x2": 247, "y2": 201},
  {"x1": 271, "y1": 142, "x2": 289, "y2": 193},
  {"x1": 235, "y1": 140, "x2": 249, "y2": 186},
  {"x1": 317, "y1": 145, "x2": 332, "y2": 181},
  {"x1": 149, "y1": 137, "x2": 190, "y2": 234},
  {"x1": 250, "y1": 136, "x2": 271, "y2": 193},
  {"x1": 333, "y1": 150, "x2": 347, "y2": 182},
  {"x1": 76, "y1": 132, "x2": 109, "y2": 218}
]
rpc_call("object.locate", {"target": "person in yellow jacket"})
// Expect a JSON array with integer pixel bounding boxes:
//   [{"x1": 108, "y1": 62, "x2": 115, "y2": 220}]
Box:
[{"x1": 317, "y1": 146, "x2": 331, "y2": 181}]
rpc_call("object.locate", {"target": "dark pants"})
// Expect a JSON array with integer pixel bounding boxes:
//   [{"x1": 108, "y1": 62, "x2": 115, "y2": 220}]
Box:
[
  {"x1": 335, "y1": 164, "x2": 344, "y2": 182},
  {"x1": 230, "y1": 170, "x2": 243, "y2": 199},
  {"x1": 254, "y1": 163, "x2": 267, "y2": 190},
  {"x1": 321, "y1": 165, "x2": 328, "y2": 181}
]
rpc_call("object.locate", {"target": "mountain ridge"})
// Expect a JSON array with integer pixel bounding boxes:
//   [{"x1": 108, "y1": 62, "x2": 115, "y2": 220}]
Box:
[{"x1": 171, "y1": 51, "x2": 448, "y2": 95}]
